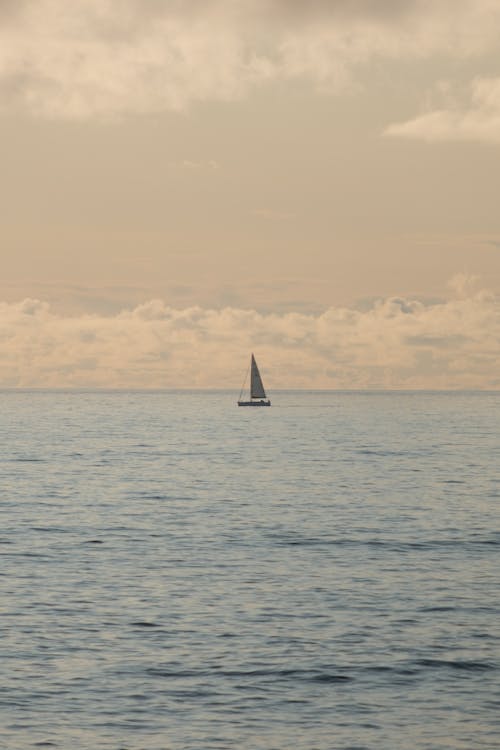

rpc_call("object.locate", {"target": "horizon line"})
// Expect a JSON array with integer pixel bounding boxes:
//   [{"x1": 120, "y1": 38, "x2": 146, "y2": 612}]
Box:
[{"x1": 1, "y1": 387, "x2": 499, "y2": 394}]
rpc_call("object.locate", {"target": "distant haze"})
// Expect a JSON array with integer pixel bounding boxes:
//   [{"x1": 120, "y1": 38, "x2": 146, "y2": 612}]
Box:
[{"x1": 1, "y1": 1, "x2": 500, "y2": 387}]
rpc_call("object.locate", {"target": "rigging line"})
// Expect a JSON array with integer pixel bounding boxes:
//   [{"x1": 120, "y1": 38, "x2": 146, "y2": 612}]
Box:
[{"x1": 239, "y1": 361, "x2": 251, "y2": 401}]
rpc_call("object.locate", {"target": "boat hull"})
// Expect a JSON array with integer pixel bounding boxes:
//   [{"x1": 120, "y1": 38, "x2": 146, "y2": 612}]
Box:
[{"x1": 238, "y1": 400, "x2": 271, "y2": 407}]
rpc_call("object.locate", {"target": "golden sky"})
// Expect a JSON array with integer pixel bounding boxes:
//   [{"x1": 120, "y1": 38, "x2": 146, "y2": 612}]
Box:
[{"x1": 1, "y1": 1, "x2": 500, "y2": 387}]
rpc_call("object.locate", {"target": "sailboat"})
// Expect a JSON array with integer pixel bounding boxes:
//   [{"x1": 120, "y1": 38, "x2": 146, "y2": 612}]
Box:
[{"x1": 238, "y1": 354, "x2": 271, "y2": 406}]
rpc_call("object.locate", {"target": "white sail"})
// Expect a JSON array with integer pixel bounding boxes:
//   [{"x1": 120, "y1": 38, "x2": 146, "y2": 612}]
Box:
[{"x1": 250, "y1": 354, "x2": 266, "y2": 399}]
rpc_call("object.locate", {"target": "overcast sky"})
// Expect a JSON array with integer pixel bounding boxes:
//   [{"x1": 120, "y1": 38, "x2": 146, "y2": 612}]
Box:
[{"x1": 1, "y1": 0, "x2": 500, "y2": 387}]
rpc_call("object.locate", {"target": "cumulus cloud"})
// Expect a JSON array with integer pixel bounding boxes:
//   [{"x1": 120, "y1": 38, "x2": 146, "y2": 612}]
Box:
[
  {"x1": 386, "y1": 77, "x2": 500, "y2": 143},
  {"x1": 1, "y1": 0, "x2": 500, "y2": 119},
  {"x1": 1, "y1": 290, "x2": 499, "y2": 388},
  {"x1": 447, "y1": 273, "x2": 480, "y2": 296}
]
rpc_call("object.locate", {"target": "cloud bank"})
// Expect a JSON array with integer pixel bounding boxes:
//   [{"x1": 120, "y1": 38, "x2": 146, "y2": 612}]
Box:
[
  {"x1": 386, "y1": 77, "x2": 500, "y2": 143},
  {"x1": 1, "y1": 291, "x2": 499, "y2": 389},
  {"x1": 1, "y1": 0, "x2": 500, "y2": 119}
]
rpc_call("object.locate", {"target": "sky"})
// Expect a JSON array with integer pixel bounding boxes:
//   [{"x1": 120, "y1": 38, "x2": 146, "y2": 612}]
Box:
[{"x1": 1, "y1": 0, "x2": 500, "y2": 388}]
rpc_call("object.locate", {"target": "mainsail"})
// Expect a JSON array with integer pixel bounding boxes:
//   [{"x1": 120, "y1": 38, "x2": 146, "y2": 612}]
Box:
[{"x1": 250, "y1": 354, "x2": 266, "y2": 399}]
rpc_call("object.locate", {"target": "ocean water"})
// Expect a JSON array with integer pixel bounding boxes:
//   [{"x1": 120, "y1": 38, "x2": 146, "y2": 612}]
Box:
[{"x1": 1, "y1": 390, "x2": 499, "y2": 750}]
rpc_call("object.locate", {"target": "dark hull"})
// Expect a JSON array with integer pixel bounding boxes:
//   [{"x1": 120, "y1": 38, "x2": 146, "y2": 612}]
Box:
[{"x1": 238, "y1": 400, "x2": 271, "y2": 407}]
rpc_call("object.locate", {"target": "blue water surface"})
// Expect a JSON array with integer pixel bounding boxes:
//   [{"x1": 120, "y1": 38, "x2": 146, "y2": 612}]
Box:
[{"x1": 0, "y1": 390, "x2": 499, "y2": 749}]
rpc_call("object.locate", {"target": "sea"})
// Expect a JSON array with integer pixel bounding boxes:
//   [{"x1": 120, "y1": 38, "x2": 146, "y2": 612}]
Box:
[{"x1": 1, "y1": 390, "x2": 499, "y2": 750}]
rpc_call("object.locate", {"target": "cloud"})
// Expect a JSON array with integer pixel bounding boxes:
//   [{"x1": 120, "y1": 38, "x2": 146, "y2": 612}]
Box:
[
  {"x1": 1, "y1": 1, "x2": 500, "y2": 119},
  {"x1": 447, "y1": 273, "x2": 480, "y2": 296},
  {"x1": 181, "y1": 159, "x2": 220, "y2": 170},
  {"x1": 385, "y1": 77, "x2": 500, "y2": 143},
  {"x1": 1, "y1": 289, "x2": 499, "y2": 388}
]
